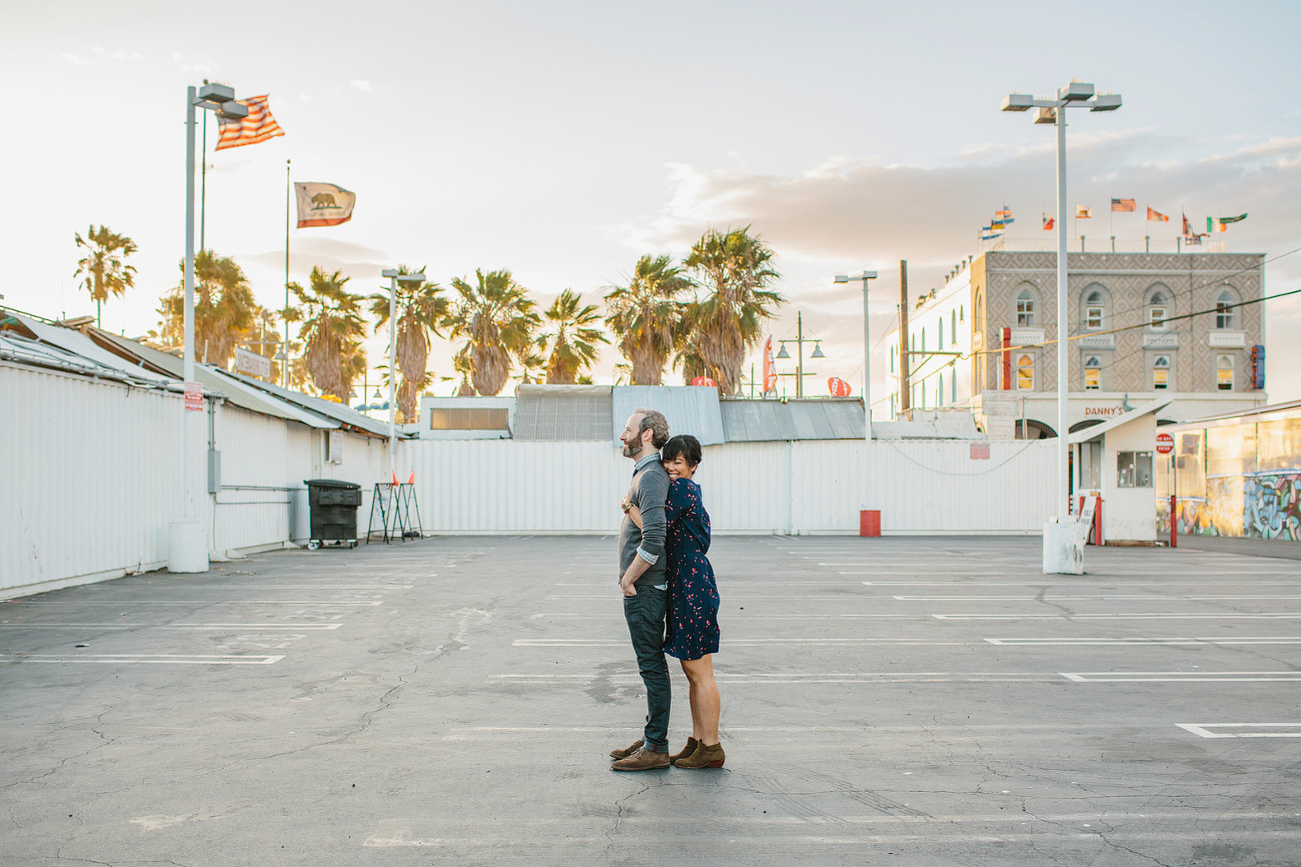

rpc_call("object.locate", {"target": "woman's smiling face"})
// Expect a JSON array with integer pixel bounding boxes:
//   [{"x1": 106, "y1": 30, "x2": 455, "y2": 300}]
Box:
[{"x1": 662, "y1": 454, "x2": 696, "y2": 481}]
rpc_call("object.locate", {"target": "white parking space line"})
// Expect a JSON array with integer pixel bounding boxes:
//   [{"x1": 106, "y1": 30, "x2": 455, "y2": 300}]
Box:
[
  {"x1": 81, "y1": 585, "x2": 412, "y2": 590},
  {"x1": 896, "y1": 594, "x2": 1301, "y2": 601},
  {"x1": 514, "y1": 638, "x2": 975, "y2": 647},
  {"x1": 491, "y1": 671, "x2": 1068, "y2": 684},
  {"x1": 866, "y1": 581, "x2": 1301, "y2": 587},
  {"x1": 532, "y1": 613, "x2": 920, "y2": 619},
  {"x1": 21, "y1": 654, "x2": 285, "y2": 665},
  {"x1": 1062, "y1": 671, "x2": 1301, "y2": 683},
  {"x1": 0, "y1": 623, "x2": 342, "y2": 630},
  {"x1": 986, "y1": 636, "x2": 1301, "y2": 646},
  {"x1": 1177, "y1": 723, "x2": 1301, "y2": 739},
  {"x1": 934, "y1": 612, "x2": 1301, "y2": 620},
  {"x1": 7, "y1": 600, "x2": 383, "y2": 606}
]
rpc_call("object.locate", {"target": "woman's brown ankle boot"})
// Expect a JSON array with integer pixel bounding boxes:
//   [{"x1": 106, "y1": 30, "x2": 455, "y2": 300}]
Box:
[
  {"x1": 670, "y1": 738, "x2": 699, "y2": 763},
  {"x1": 675, "y1": 741, "x2": 724, "y2": 769}
]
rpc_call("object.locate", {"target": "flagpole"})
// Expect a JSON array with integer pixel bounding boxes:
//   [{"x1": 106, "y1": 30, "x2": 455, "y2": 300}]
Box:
[
  {"x1": 200, "y1": 110, "x2": 207, "y2": 253},
  {"x1": 284, "y1": 159, "x2": 291, "y2": 389}
]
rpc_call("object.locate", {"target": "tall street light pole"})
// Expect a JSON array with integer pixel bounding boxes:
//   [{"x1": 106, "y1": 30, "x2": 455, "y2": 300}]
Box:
[
  {"x1": 1002, "y1": 82, "x2": 1121, "y2": 572},
  {"x1": 170, "y1": 84, "x2": 247, "y2": 575},
  {"x1": 380, "y1": 269, "x2": 426, "y2": 480},
  {"x1": 835, "y1": 271, "x2": 878, "y2": 442}
]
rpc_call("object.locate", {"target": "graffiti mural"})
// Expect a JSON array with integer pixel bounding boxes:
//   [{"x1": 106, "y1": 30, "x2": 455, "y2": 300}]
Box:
[
  {"x1": 1174, "y1": 473, "x2": 1301, "y2": 541},
  {"x1": 1245, "y1": 473, "x2": 1301, "y2": 541}
]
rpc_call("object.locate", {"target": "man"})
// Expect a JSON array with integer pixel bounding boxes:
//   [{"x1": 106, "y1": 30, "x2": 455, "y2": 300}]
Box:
[{"x1": 609, "y1": 408, "x2": 671, "y2": 771}]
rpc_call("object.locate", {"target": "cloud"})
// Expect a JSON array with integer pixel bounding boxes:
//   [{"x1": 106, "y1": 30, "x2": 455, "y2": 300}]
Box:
[
  {"x1": 241, "y1": 238, "x2": 392, "y2": 279},
  {"x1": 351, "y1": 80, "x2": 372, "y2": 93}
]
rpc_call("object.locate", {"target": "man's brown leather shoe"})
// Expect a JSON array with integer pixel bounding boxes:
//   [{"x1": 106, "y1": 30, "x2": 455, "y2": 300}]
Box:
[
  {"x1": 669, "y1": 737, "x2": 699, "y2": 762},
  {"x1": 674, "y1": 742, "x2": 725, "y2": 769},
  {"x1": 609, "y1": 739, "x2": 643, "y2": 760},
  {"x1": 610, "y1": 746, "x2": 670, "y2": 771}
]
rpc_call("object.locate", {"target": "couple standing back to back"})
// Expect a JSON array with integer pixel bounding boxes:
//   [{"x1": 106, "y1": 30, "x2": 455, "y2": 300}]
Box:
[{"x1": 610, "y1": 408, "x2": 724, "y2": 772}]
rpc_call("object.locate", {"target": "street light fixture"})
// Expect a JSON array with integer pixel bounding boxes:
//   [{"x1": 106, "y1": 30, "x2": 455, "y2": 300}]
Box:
[
  {"x1": 380, "y1": 269, "x2": 426, "y2": 479},
  {"x1": 774, "y1": 312, "x2": 824, "y2": 398},
  {"x1": 169, "y1": 82, "x2": 250, "y2": 574},
  {"x1": 833, "y1": 271, "x2": 878, "y2": 442},
  {"x1": 1002, "y1": 81, "x2": 1121, "y2": 573}
]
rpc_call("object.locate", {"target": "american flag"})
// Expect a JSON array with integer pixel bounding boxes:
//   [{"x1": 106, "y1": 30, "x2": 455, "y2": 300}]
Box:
[
  {"x1": 215, "y1": 95, "x2": 285, "y2": 151},
  {"x1": 1111, "y1": 198, "x2": 1136, "y2": 212}
]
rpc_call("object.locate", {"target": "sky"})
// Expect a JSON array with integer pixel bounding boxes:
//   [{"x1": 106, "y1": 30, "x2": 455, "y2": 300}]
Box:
[{"x1": 5, "y1": 0, "x2": 1300, "y2": 406}]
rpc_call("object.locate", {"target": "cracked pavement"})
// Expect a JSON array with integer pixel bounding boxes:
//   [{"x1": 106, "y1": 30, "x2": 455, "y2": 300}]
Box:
[{"x1": 2, "y1": 535, "x2": 1300, "y2": 865}]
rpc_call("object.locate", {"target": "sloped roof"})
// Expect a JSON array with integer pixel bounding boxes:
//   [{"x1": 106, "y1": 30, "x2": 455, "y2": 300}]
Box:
[
  {"x1": 613, "y1": 386, "x2": 725, "y2": 446},
  {"x1": 1068, "y1": 399, "x2": 1172, "y2": 444},
  {"x1": 223, "y1": 370, "x2": 395, "y2": 438},
  {"x1": 514, "y1": 385, "x2": 612, "y2": 441},
  {"x1": 3, "y1": 314, "x2": 172, "y2": 385},
  {"x1": 720, "y1": 398, "x2": 866, "y2": 442}
]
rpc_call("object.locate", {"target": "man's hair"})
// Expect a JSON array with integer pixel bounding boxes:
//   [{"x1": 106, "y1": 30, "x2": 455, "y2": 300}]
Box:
[
  {"x1": 634, "y1": 408, "x2": 670, "y2": 449},
  {"x1": 661, "y1": 434, "x2": 702, "y2": 467}
]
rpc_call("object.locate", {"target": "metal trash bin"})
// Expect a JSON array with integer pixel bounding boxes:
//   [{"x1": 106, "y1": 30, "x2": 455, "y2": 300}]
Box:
[{"x1": 304, "y1": 479, "x2": 362, "y2": 550}]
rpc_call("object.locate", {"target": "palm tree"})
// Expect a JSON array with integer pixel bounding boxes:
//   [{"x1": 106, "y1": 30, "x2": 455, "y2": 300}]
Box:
[
  {"x1": 74, "y1": 225, "x2": 137, "y2": 328},
  {"x1": 291, "y1": 267, "x2": 367, "y2": 401},
  {"x1": 156, "y1": 250, "x2": 258, "y2": 368},
  {"x1": 684, "y1": 227, "x2": 784, "y2": 395},
  {"x1": 441, "y1": 269, "x2": 540, "y2": 396},
  {"x1": 604, "y1": 254, "x2": 693, "y2": 386},
  {"x1": 542, "y1": 290, "x2": 608, "y2": 384},
  {"x1": 369, "y1": 266, "x2": 447, "y2": 423}
]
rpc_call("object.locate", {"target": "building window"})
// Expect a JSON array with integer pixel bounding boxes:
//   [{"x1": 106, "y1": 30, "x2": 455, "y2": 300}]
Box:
[
  {"x1": 1216, "y1": 291, "x2": 1235, "y2": 329},
  {"x1": 1085, "y1": 292, "x2": 1104, "y2": 330},
  {"x1": 951, "y1": 309, "x2": 957, "y2": 343},
  {"x1": 1217, "y1": 354, "x2": 1234, "y2": 390},
  {"x1": 890, "y1": 345, "x2": 895, "y2": 373},
  {"x1": 1149, "y1": 292, "x2": 1167, "y2": 327},
  {"x1": 951, "y1": 365, "x2": 957, "y2": 403},
  {"x1": 1153, "y1": 355, "x2": 1170, "y2": 390},
  {"x1": 1016, "y1": 354, "x2": 1034, "y2": 390},
  {"x1": 975, "y1": 291, "x2": 983, "y2": 324},
  {"x1": 1117, "y1": 451, "x2": 1154, "y2": 488},
  {"x1": 959, "y1": 304, "x2": 965, "y2": 322},
  {"x1": 938, "y1": 372, "x2": 944, "y2": 406},
  {"x1": 1016, "y1": 290, "x2": 1035, "y2": 326},
  {"x1": 922, "y1": 327, "x2": 927, "y2": 352},
  {"x1": 1084, "y1": 355, "x2": 1101, "y2": 390},
  {"x1": 938, "y1": 318, "x2": 944, "y2": 349}
]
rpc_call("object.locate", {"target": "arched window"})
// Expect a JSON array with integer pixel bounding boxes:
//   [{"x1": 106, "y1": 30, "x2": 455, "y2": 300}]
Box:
[
  {"x1": 938, "y1": 317, "x2": 944, "y2": 348},
  {"x1": 1153, "y1": 354, "x2": 1170, "y2": 390},
  {"x1": 1016, "y1": 288, "x2": 1036, "y2": 327},
  {"x1": 959, "y1": 304, "x2": 965, "y2": 322},
  {"x1": 921, "y1": 327, "x2": 927, "y2": 352},
  {"x1": 938, "y1": 372, "x2": 944, "y2": 406},
  {"x1": 951, "y1": 309, "x2": 957, "y2": 344},
  {"x1": 975, "y1": 290, "x2": 983, "y2": 325},
  {"x1": 1216, "y1": 290, "x2": 1236, "y2": 329},
  {"x1": 1081, "y1": 283, "x2": 1110, "y2": 331},
  {"x1": 890, "y1": 344, "x2": 896, "y2": 373},
  {"x1": 1217, "y1": 354, "x2": 1234, "y2": 390},
  {"x1": 1016, "y1": 354, "x2": 1034, "y2": 390},
  {"x1": 1084, "y1": 355, "x2": 1101, "y2": 390},
  {"x1": 1147, "y1": 284, "x2": 1170, "y2": 328}
]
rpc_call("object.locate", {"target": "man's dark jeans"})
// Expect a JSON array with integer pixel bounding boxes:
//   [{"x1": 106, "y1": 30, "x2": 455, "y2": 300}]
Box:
[{"x1": 623, "y1": 585, "x2": 670, "y2": 750}]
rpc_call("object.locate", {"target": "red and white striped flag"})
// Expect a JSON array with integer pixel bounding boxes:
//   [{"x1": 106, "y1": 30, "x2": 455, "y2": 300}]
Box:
[
  {"x1": 1111, "y1": 198, "x2": 1136, "y2": 212},
  {"x1": 215, "y1": 95, "x2": 285, "y2": 151}
]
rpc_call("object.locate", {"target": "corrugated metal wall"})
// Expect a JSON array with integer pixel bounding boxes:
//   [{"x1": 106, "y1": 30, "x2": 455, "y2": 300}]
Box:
[
  {"x1": 407, "y1": 438, "x2": 1055, "y2": 536},
  {"x1": 1, "y1": 363, "x2": 182, "y2": 593}
]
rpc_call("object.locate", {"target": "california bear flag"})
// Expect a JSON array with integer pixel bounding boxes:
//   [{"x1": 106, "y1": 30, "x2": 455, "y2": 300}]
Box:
[{"x1": 294, "y1": 182, "x2": 356, "y2": 228}]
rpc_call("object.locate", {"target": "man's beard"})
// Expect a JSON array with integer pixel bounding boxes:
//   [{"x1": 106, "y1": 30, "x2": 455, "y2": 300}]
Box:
[{"x1": 621, "y1": 442, "x2": 638, "y2": 458}]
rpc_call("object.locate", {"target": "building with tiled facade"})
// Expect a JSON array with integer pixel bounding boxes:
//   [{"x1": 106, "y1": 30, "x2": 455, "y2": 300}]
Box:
[{"x1": 885, "y1": 249, "x2": 1269, "y2": 436}]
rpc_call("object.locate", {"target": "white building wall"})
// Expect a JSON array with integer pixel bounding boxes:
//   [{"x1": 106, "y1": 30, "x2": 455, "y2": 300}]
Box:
[{"x1": 1, "y1": 362, "x2": 182, "y2": 594}]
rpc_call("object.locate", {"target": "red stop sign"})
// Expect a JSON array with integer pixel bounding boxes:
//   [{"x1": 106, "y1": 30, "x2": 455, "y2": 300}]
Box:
[{"x1": 1155, "y1": 432, "x2": 1174, "y2": 454}]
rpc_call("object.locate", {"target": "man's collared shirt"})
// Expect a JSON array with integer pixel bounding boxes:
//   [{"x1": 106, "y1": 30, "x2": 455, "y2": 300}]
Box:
[{"x1": 628, "y1": 452, "x2": 668, "y2": 590}]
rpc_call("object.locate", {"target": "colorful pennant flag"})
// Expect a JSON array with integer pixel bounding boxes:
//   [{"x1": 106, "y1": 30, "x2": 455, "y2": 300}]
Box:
[
  {"x1": 1075, "y1": 205, "x2": 1092, "y2": 219},
  {"x1": 294, "y1": 182, "x2": 356, "y2": 228},
  {"x1": 1219, "y1": 213, "x2": 1248, "y2": 225},
  {"x1": 981, "y1": 225, "x2": 1003, "y2": 241},
  {"x1": 763, "y1": 336, "x2": 777, "y2": 394},
  {"x1": 995, "y1": 207, "x2": 1015, "y2": 225},
  {"x1": 1207, "y1": 217, "x2": 1227, "y2": 233},
  {"x1": 1042, "y1": 214, "x2": 1055, "y2": 231},
  {"x1": 215, "y1": 95, "x2": 285, "y2": 151},
  {"x1": 1111, "y1": 198, "x2": 1136, "y2": 212},
  {"x1": 1147, "y1": 207, "x2": 1169, "y2": 222},
  {"x1": 1181, "y1": 213, "x2": 1204, "y2": 245}
]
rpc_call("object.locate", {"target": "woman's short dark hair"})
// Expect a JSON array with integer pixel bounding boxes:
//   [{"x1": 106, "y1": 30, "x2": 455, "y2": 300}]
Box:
[{"x1": 661, "y1": 434, "x2": 702, "y2": 467}]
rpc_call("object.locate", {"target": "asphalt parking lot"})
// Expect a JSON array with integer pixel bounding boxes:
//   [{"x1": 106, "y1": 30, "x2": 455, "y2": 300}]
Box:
[{"x1": 3, "y1": 535, "x2": 1300, "y2": 866}]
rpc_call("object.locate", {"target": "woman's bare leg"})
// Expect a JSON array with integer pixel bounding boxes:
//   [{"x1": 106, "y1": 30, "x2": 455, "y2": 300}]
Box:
[{"x1": 679, "y1": 654, "x2": 720, "y2": 745}]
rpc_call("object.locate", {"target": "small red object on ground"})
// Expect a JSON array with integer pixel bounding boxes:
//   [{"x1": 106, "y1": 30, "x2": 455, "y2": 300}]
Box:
[{"x1": 859, "y1": 510, "x2": 881, "y2": 537}]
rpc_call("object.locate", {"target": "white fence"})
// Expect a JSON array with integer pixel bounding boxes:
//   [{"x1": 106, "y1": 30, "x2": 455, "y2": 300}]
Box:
[
  {"x1": 407, "y1": 438, "x2": 1055, "y2": 536},
  {"x1": 3, "y1": 359, "x2": 1055, "y2": 596}
]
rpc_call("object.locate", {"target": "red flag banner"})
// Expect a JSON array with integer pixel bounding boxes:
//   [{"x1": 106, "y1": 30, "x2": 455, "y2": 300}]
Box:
[
  {"x1": 1042, "y1": 213, "x2": 1055, "y2": 231},
  {"x1": 1111, "y1": 198, "x2": 1136, "y2": 212},
  {"x1": 1146, "y1": 207, "x2": 1170, "y2": 222},
  {"x1": 294, "y1": 182, "x2": 356, "y2": 228},
  {"x1": 828, "y1": 377, "x2": 851, "y2": 397},
  {"x1": 215, "y1": 95, "x2": 285, "y2": 150},
  {"x1": 690, "y1": 376, "x2": 716, "y2": 387},
  {"x1": 763, "y1": 336, "x2": 777, "y2": 394}
]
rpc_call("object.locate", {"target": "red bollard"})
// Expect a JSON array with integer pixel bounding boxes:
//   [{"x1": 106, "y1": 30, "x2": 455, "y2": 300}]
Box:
[{"x1": 1170, "y1": 494, "x2": 1177, "y2": 548}]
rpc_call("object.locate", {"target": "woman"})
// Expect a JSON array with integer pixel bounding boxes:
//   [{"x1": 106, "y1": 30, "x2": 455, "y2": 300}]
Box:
[{"x1": 627, "y1": 434, "x2": 724, "y2": 768}]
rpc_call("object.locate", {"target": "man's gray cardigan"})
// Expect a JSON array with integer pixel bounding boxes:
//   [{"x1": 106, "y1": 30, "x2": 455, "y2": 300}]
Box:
[{"x1": 619, "y1": 453, "x2": 669, "y2": 588}]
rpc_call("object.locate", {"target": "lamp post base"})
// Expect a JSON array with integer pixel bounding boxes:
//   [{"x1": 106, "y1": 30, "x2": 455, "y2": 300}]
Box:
[
  {"x1": 168, "y1": 521, "x2": 209, "y2": 574},
  {"x1": 1043, "y1": 519, "x2": 1087, "y2": 575}
]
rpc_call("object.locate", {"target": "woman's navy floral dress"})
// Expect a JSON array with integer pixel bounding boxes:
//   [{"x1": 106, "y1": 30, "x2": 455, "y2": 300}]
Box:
[{"x1": 663, "y1": 477, "x2": 720, "y2": 660}]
